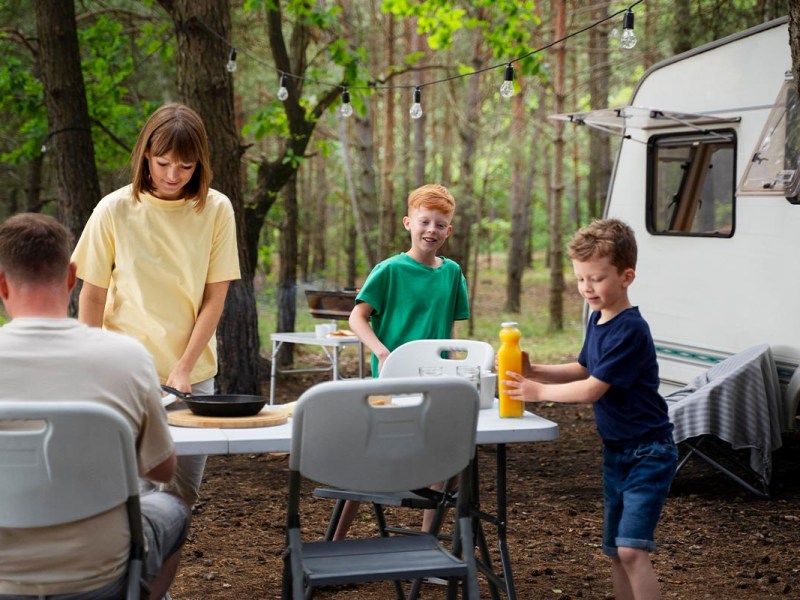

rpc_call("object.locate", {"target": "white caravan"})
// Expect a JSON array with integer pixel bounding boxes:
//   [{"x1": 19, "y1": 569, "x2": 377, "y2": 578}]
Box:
[{"x1": 552, "y1": 17, "x2": 800, "y2": 430}]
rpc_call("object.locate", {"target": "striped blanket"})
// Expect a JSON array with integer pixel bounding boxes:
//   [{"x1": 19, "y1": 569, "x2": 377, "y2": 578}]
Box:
[{"x1": 664, "y1": 344, "x2": 783, "y2": 483}]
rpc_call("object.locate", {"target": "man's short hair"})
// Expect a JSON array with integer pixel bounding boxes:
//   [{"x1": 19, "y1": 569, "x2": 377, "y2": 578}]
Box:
[
  {"x1": 407, "y1": 183, "x2": 456, "y2": 216},
  {"x1": 567, "y1": 218, "x2": 637, "y2": 272},
  {"x1": 0, "y1": 213, "x2": 71, "y2": 284}
]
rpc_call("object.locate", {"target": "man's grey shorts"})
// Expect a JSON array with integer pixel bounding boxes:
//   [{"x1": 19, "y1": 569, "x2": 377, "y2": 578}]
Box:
[{"x1": 0, "y1": 491, "x2": 189, "y2": 600}]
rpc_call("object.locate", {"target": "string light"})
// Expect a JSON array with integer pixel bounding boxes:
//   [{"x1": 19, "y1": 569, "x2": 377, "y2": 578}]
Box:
[
  {"x1": 500, "y1": 63, "x2": 515, "y2": 98},
  {"x1": 340, "y1": 88, "x2": 353, "y2": 118},
  {"x1": 620, "y1": 9, "x2": 637, "y2": 49},
  {"x1": 277, "y1": 74, "x2": 289, "y2": 102},
  {"x1": 409, "y1": 87, "x2": 423, "y2": 120},
  {"x1": 226, "y1": 48, "x2": 237, "y2": 73},
  {"x1": 202, "y1": 0, "x2": 643, "y2": 112}
]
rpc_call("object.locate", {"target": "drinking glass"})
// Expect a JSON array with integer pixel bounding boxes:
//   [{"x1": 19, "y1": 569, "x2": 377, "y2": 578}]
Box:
[
  {"x1": 419, "y1": 366, "x2": 444, "y2": 377},
  {"x1": 456, "y1": 365, "x2": 481, "y2": 389}
]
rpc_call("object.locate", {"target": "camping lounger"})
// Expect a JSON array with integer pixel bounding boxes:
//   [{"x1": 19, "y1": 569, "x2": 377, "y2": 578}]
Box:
[{"x1": 665, "y1": 344, "x2": 784, "y2": 498}]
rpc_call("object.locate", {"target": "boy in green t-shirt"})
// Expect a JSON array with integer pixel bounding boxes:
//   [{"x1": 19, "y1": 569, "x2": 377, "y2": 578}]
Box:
[{"x1": 332, "y1": 183, "x2": 470, "y2": 540}]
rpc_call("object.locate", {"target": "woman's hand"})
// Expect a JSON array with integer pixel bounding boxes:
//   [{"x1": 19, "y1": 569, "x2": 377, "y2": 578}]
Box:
[{"x1": 165, "y1": 367, "x2": 192, "y2": 394}]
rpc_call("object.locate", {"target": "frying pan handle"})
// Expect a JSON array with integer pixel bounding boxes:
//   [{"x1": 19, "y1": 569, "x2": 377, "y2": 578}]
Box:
[{"x1": 161, "y1": 384, "x2": 191, "y2": 399}]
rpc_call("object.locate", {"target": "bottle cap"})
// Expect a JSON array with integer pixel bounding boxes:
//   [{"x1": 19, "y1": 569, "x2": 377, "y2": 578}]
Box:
[{"x1": 501, "y1": 321, "x2": 519, "y2": 328}]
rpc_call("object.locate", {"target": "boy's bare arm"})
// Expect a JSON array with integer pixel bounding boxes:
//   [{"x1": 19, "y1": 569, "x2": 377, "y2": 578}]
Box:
[
  {"x1": 503, "y1": 370, "x2": 609, "y2": 405},
  {"x1": 348, "y1": 301, "x2": 391, "y2": 372},
  {"x1": 524, "y1": 358, "x2": 587, "y2": 384}
]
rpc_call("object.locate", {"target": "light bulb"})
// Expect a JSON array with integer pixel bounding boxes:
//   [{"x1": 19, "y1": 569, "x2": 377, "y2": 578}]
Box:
[
  {"x1": 609, "y1": 27, "x2": 619, "y2": 40},
  {"x1": 410, "y1": 87, "x2": 423, "y2": 120},
  {"x1": 226, "y1": 48, "x2": 237, "y2": 73},
  {"x1": 500, "y1": 63, "x2": 515, "y2": 98},
  {"x1": 620, "y1": 9, "x2": 637, "y2": 49},
  {"x1": 620, "y1": 28, "x2": 637, "y2": 49},
  {"x1": 277, "y1": 74, "x2": 289, "y2": 102},
  {"x1": 340, "y1": 89, "x2": 353, "y2": 118}
]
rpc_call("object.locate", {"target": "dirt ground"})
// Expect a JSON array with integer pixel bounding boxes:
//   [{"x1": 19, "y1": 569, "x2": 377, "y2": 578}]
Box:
[{"x1": 169, "y1": 355, "x2": 800, "y2": 600}]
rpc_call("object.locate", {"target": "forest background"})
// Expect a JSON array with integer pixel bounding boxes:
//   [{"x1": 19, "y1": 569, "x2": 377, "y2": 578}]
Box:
[{"x1": 0, "y1": 0, "x2": 792, "y2": 391}]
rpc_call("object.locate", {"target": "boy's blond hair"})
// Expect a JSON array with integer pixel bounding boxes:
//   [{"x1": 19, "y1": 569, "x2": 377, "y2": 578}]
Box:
[
  {"x1": 407, "y1": 184, "x2": 455, "y2": 216},
  {"x1": 567, "y1": 218, "x2": 637, "y2": 272}
]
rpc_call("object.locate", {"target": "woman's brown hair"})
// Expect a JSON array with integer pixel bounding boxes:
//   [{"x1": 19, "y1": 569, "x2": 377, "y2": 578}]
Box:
[{"x1": 131, "y1": 103, "x2": 212, "y2": 211}]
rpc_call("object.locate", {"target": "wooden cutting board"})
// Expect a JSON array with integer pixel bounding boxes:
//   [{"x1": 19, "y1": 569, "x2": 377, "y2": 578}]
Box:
[{"x1": 168, "y1": 408, "x2": 289, "y2": 429}]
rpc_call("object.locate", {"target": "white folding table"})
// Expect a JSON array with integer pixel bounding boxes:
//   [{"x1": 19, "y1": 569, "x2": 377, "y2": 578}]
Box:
[
  {"x1": 268, "y1": 331, "x2": 365, "y2": 405},
  {"x1": 170, "y1": 401, "x2": 558, "y2": 599}
]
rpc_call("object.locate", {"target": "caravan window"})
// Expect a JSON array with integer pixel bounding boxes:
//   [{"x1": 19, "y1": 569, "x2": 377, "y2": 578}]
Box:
[
  {"x1": 738, "y1": 77, "x2": 800, "y2": 201},
  {"x1": 647, "y1": 130, "x2": 736, "y2": 237}
]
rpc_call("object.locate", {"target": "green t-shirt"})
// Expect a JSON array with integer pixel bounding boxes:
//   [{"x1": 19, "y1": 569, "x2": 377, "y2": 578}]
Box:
[{"x1": 356, "y1": 253, "x2": 470, "y2": 375}]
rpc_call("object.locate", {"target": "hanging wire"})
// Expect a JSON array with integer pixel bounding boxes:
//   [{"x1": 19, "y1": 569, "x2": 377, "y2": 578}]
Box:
[{"x1": 190, "y1": 0, "x2": 644, "y2": 94}]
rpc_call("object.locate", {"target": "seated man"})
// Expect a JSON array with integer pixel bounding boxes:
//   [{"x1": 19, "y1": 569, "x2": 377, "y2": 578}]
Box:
[{"x1": 0, "y1": 213, "x2": 188, "y2": 599}]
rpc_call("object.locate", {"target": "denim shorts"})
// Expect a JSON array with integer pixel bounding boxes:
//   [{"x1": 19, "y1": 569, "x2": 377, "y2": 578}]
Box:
[
  {"x1": 602, "y1": 437, "x2": 678, "y2": 557},
  {"x1": 0, "y1": 491, "x2": 189, "y2": 600}
]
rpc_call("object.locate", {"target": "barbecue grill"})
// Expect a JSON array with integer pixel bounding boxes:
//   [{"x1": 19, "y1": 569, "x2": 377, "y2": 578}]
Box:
[{"x1": 304, "y1": 289, "x2": 358, "y2": 320}]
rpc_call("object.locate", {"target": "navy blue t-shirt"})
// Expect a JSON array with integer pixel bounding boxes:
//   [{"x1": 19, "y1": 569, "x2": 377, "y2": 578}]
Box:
[{"x1": 578, "y1": 307, "x2": 673, "y2": 447}]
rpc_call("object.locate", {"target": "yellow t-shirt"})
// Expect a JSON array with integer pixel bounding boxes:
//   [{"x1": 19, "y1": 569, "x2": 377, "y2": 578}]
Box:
[{"x1": 72, "y1": 185, "x2": 241, "y2": 383}]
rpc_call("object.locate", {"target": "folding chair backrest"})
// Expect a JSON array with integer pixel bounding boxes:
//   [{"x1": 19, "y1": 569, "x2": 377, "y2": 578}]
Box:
[
  {"x1": 291, "y1": 377, "x2": 479, "y2": 492},
  {"x1": 0, "y1": 400, "x2": 139, "y2": 528},
  {"x1": 380, "y1": 339, "x2": 495, "y2": 378}
]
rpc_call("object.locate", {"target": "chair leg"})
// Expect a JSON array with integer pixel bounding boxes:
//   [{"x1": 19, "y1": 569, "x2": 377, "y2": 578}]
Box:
[{"x1": 323, "y1": 499, "x2": 346, "y2": 541}]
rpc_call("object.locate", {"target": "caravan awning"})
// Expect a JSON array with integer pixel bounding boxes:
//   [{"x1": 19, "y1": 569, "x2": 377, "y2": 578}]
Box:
[{"x1": 549, "y1": 106, "x2": 740, "y2": 135}]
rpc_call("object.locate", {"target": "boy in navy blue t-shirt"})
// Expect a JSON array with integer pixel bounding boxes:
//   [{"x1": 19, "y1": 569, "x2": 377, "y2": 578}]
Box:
[{"x1": 503, "y1": 219, "x2": 677, "y2": 600}]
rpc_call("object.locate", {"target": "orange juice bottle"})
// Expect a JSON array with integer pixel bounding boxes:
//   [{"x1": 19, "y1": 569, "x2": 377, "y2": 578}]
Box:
[{"x1": 498, "y1": 322, "x2": 524, "y2": 418}]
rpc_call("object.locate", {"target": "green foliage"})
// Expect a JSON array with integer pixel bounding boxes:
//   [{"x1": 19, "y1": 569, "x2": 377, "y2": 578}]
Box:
[
  {"x1": 242, "y1": 0, "x2": 370, "y2": 142},
  {"x1": 0, "y1": 9, "x2": 171, "y2": 181},
  {"x1": 257, "y1": 244, "x2": 274, "y2": 279},
  {"x1": 281, "y1": 147, "x2": 304, "y2": 168},
  {"x1": 79, "y1": 16, "x2": 156, "y2": 171},
  {"x1": 381, "y1": 0, "x2": 541, "y2": 75},
  {"x1": 0, "y1": 53, "x2": 45, "y2": 163},
  {"x1": 243, "y1": 104, "x2": 290, "y2": 140}
]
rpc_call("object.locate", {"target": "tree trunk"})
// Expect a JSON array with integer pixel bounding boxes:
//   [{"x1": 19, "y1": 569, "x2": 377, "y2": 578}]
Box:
[
  {"x1": 276, "y1": 173, "x2": 298, "y2": 367},
  {"x1": 34, "y1": 0, "x2": 99, "y2": 242},
  {"x1": 338, "y1": 116, "x2": 377, "y2": 268},
  {"x1": 157, "y1": 0, "x2": 260, "y2": 394},
  {"x1": 505, "y1": 77, "x2": 528, "y2": 313},
  {"x1": 353, "y1": 111, "x2": 380, "y2": 267},
  {"x1": 588, "y1": 0, "x2": 611, "y2": 219},
  {"x1": 789, "y1": 0, "x2": 800, "y2": 99},
  {"x1": 450, "y1": 27, "x2": 484, "y2": 273},
  {"x1": 672, "y1": 0, "x2": 693, "y2": 54},
  {"x1": 310, "y1": 156, "x2": 327, "y2": 275},
  {"x1": 549, "y1": 0, "x2": 567, "y2": 332},
  {"x1": 413, "y1": 28, "x2": 427, "y2": 188},
  {"x1": 245, "y1": 0, "x2": 341, "y2": 277},
  {"x1": 570, "y1": 46, "x2": 581, "y2": 230},
  {"x1": 379, "y1": 14, "x2": 397, "y2": 258}
]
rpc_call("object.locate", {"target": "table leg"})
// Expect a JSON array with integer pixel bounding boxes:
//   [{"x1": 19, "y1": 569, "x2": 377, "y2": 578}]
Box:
[
  {"x1": 496, "y1": 444, "x2": 516, "y2": 599},
  {"x1": 469, "y1": 444, "x2": 517, "y2": 599},
  {"x1": 332, "y1": 346, "x2": 340, "y2": 380},
  {"x1": 269, "y1": 340, "x2": 282, "y2": 405}
]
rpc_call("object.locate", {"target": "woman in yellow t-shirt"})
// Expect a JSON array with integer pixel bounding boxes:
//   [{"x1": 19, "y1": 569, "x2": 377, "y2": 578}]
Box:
[{"x1": 72, "y1": 103, "x2": 241, "y2": 506}]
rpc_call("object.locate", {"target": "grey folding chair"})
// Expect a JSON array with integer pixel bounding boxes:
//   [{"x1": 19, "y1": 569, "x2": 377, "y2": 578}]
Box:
[
  {"x1": 315, "y1": 339, "x2": 494, "y2": 543},
  {"x1": 0, "y1": 401, "x2": 145, "y2": 600},
  {"x1": 282, "y1": 376, "x2": 481, "y2": 599}
]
